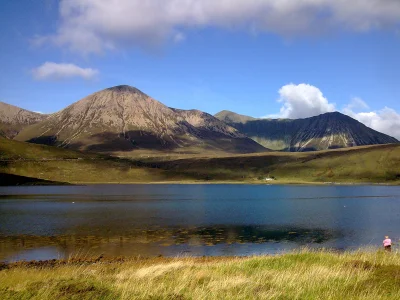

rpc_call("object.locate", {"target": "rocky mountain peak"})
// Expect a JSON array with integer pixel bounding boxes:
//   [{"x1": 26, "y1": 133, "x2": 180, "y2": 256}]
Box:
[
  {"x1": 15, "y1": 86, "x2": 266, "y2": 154},
  {"x1": 105, "y1": 85, "x2": 147, "y2": 96}
]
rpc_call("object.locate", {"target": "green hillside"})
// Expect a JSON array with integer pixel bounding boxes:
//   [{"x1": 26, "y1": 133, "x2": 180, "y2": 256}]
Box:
[
  {"x1": 0, "y1": 137, "x2": 171, "y2": 184},
  {"x1": 1, "y1": 137, "x2": 399, "y2": 184},
  {"x1": 139, "y1": 143, "x2": 400, "y2": 184}
]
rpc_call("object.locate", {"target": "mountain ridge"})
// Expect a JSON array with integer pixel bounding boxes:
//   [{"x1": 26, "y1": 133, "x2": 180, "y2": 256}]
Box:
[
  {"x1": 215, "y1": 110, "x2": 398, "y2": 151},
  {"x1": 15, "y1": 85, "x2": 267, "y2": 154},
  {"x1": 0, "y1": 101, "x2": 48, "y2": 139}
]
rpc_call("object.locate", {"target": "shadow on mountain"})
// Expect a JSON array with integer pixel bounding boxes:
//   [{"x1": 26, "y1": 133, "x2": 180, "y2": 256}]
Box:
[
  {"x1": 27, "y1": 135, "x2": 58, "y2": 146},
  {"x1": 0, "y1": 173, "x2": 68, "y2": 186},
  {"x1": 67, "y1": 131, "x2": 267, "y2": 154},
  {"x1": 285, "y1": 146, "x2": 350, "y2": 152},
  {"x1": 79, "y1": 131, "x2": 179, "y2": 152},
  {"x1": 227, "y1": 113, "x2": 399, "y2": 152},
  {"x1": 284, "y1": 146, "x2": 318, "y2": 152},
  {"x1": 0, "y1": 160, "x2": 10, "y2": 168}
]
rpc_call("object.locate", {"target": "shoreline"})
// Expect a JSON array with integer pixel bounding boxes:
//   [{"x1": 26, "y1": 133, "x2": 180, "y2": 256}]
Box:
[
  {"x1": 2, "y1": 180, "x2": 400, "y2": 186},
  {"x1": 0, "y1": 247, "x2": 385, "y2": 266}
]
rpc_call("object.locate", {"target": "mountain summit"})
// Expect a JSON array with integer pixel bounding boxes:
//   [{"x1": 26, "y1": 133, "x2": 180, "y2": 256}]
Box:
[
  {"x1": 0, "y1": 102, "x2": 48, "y2": 138},
  {"x1": 15, "y1": 85, "x2": 266, "y2": 154},
  {"x1": 216, "y1": 110, "x2": 398, "y2": 151}
]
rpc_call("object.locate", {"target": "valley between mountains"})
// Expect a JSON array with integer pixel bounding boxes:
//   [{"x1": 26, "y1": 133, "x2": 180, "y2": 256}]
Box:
[{"x1": 0, "y1": 85, "x2": 399, "y2": 185}]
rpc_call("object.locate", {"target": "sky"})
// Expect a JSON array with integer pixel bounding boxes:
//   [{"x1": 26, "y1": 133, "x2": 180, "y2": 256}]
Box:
[{"x1": 0, "y1": 0, "x2": 400, "y2": 138}]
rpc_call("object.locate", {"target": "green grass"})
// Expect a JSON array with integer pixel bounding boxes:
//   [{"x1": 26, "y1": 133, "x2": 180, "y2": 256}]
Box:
[
  {"x1": 0, "y1": 137, "x2": 174, "y2": 184},
  {"x1": 138, "y1": 143, "x2": 400, "y2": 184},
  {"x1": 1, "y1": 137, "x2": 400, "y2": 184},
  {"x1": 1, "y1": 250, "x2": 400, "y2": 299}
]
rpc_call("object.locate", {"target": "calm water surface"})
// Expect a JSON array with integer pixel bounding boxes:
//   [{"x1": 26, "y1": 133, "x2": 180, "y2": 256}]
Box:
[{"x1": 1, "y1": 184, "x2": 400, "y2": 262}]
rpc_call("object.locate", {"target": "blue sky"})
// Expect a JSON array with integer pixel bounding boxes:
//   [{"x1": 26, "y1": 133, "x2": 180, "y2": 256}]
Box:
[{"x1": 1, "y1": 0, "x2": 400, "y2": 138}]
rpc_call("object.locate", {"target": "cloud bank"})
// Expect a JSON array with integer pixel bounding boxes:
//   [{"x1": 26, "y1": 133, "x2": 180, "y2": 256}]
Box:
[
  {"x1": 32, "y1": 62, "x2": 99, "y2": 80},
  {"x1": 345, "y1": 107, "x2": 400, "y2": 141},
  {"x1": 277, "y1": 83, "x2": 335, "y2": 119},
  {"x1": 38, "y1": 0, "x2": 400, "y2": 54},
  {"x1": 271, "y1": 83, "x2": 400, "y2": 140}
]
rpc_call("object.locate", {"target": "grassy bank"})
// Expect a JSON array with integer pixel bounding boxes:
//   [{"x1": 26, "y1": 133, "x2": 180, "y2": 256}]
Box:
[{"x1": 1, "y1": 250, "x2": 400, "y2": 299}]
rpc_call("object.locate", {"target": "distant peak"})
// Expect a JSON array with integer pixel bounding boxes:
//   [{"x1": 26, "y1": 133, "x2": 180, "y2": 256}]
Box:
[
  {"x1": 215, "y1": 110, "x2": 239, "y2": 117},
  {"x1": 317, "y1": 111, "x2": 351, "y2": 119},
  {"x1": 323, "y1": 111, "x2": 344, "y2": 116},
  {"x1": 105, "y1": 85, "x2": 146, "y2": 95},
  {"x1": 215, "y1": 110, "x2": 256, "y2": 123}
]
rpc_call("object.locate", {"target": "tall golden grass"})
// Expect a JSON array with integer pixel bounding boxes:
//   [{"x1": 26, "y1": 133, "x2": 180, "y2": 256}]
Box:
[{"x1": 1, "y1": 249, "x2": 400, "y2": 299}]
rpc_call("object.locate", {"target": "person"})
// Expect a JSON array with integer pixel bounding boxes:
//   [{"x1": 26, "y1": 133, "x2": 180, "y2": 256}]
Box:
[{"x1": 383, "y1": 235, "x2": 392, "y2": 252}]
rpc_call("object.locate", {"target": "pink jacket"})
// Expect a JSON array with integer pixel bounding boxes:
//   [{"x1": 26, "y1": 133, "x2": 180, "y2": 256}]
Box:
[{"x1": 383, "y1": 239, "x2": 392, "y2": 247}]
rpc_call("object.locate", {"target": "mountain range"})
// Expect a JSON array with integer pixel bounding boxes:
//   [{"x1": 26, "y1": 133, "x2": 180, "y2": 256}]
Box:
[
  {"x1": 14, "y1": 85, "x2": 265, "y2": 154},
  {"x1": 0, "y1": 85, "x2": 397, "y2": 154},
  {"x1": 0, "y1": 101, "x2": 47, "y2": 139},
  {"x1": 215, "y1": 110, "x2": 398, "y2": 151}
]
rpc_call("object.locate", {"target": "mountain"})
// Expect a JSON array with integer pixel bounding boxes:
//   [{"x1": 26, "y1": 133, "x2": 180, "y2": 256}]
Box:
[
  {"x1": 215, "y1": 110, "x2": 398, "y2": 151},
  {"x1": 0, "y1": 102, "x2": 47, "y2": 139},
  {"x1": 2, "y1": 136, "x2": 400, "y2": 184},
  {"x1": 215, "y1": 110, "x2": 256, "y2": 124},
  {"x1": 15, "y1": 85, "x2": 266, "y2": 154}
]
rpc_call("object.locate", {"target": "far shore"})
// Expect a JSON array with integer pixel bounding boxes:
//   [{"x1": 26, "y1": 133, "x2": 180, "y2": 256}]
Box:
[{"x1": 4, "y1": 180, "x2": 399, "y2": 186}]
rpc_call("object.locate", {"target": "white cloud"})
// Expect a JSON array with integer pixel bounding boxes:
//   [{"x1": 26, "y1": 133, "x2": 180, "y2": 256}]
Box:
[
  {"x1": 32, "y1": 62, "x2": 99, "y2": 80},
  {"x1": 344, "y1": 106, "x2": 400, "y2": 140},
  {"x1": 37, "y1": 0, "x2": 400, "y2": 54},
  {"x1": 344, "y1": 97, "x2": 370, "y2": 112},
  {"x1": 275, "y1": 83, "x2": 336, "y2": 119}
]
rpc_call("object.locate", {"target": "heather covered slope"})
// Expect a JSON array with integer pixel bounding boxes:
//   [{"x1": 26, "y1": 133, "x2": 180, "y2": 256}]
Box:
[
  {"x1": 0, "y1": 101, "x2": 47, "y2": 139},
  {"x1": 15, "y1": 85, "x2": 266, "y2": 154},
  {"x1": 216, "y1": 110, "x2": 398, "y2": 151}
]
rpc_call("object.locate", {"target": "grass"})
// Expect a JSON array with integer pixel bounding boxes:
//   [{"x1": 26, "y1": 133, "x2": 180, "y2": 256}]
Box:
[
  {"x1": 0, "y1": 137, "x2": 174, "y2": 184},
  {"x1": 1, "y1": 137, "x2": 400, "y2": 185},
  {"x1": 1, "y1": 250, "x2": 400, "y2": 299},
  {"x1": 139, "y1": 143, "x2": 400, "y2": 184}
]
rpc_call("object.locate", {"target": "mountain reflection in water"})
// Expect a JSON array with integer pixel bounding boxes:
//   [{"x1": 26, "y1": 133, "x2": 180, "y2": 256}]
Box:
[
  {"x1": 0, "y1": 225, "x2": 339, "y2": 262},
  {"x1": 1, "y1": 184, "x2": 400, "y2": 261}
]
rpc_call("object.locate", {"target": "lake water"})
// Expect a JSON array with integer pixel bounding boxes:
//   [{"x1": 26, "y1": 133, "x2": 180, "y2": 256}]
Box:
[{"x1": 1, "y1": 184, "x2": 400, "y2": 262}]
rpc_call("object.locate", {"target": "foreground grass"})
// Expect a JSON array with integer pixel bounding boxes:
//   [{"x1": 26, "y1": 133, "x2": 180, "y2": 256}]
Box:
[{"x1": 1, "y1": 250, "x2": 400, "y2": 299}]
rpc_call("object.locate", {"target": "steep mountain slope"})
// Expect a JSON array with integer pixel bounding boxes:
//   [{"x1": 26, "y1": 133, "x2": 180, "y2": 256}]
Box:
[
  {"x1": 0, "y1": 102, "x2": 47, "y2": 138},
  {"x1": 215, "y1": 110, "x2": 398, "y2": 151},
  {"x1": 15, "y1": 85, "x2": 266, "y2": 154}
]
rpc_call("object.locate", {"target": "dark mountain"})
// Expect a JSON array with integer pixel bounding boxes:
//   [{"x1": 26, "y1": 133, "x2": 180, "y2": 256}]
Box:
[
  {"x1": 0, "y1": 102, "x2": 48, "y2": 139},
  {"x1": 15, "y1": 85, "x2": 267, "y2": 154},
  {"x1": 215, "y1": 110, "x2": 398, "y2": 151}
]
